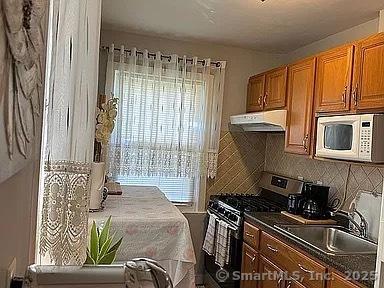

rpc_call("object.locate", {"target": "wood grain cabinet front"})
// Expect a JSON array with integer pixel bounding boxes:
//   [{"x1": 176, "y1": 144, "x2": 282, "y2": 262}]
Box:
[
  {"x1": 241, "y1": 243, "x2": 259, "y2": 288},
  {"x1": 314, "y1": 44, "x2": 354, "y2": 113},
  {"x1": 258, "y1": 256, "x2": 285, "y2": 288},
  {"x1": 264, "y1": 67, "x2": 288, "y2": 110},
  {"x1": 285, "y1": 58, "x2": 316, "y2": 155},
  {"x1": 327, "y1": 273, "x2": 362, "y2": 288},
  {"x1": 260, "y1": 232, "x2": 326, "y2": 288},
  {"x1": 243, "y1": 221, "x2": 260, "y2": 250},
  {"x1": 247, "y1": 74, "x2": 265, "y2": 112},
  {"x1": 352, "y1": 33, "x2": 384, "y2": 111}
]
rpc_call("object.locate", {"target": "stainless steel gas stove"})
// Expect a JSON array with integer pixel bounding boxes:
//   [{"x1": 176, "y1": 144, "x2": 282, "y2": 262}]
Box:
[{"x1": 205, "y1": 171, "x2": 304, "y2": 288}]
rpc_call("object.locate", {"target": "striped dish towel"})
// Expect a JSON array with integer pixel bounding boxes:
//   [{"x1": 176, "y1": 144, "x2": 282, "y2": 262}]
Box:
[
  {"x1": 202, "y1": 211, "x2": 218, "y2": 255},
  {"x1": 214, "y1": 220, "x2": 232, "y2": 268}
]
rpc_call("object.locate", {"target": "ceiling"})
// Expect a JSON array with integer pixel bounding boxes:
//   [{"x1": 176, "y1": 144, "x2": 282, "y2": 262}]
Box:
[{"x1": 102, "y1": 0, "x2": 384, "y2": 53}]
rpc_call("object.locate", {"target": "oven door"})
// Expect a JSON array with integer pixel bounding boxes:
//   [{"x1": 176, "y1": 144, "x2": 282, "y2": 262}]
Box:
[
  {"x1": 204, "y1": 213, "x2": 242, "y2": 288},
  {"x1": 316, "y1": 115, "x2": 360, "y2": 161}
]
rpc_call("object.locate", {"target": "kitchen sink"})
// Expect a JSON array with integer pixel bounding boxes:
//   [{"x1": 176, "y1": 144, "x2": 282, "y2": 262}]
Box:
[{"x1": 274, "y1": 225, "x2": 377, "y2": 256}]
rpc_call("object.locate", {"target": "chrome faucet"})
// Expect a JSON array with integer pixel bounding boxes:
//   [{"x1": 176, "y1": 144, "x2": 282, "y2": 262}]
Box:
[{"x1": 329, "y1": 209, "x2": 368, "y2": 239}]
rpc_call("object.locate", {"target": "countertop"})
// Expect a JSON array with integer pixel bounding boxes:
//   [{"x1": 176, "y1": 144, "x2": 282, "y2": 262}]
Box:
[{"x1": 244, "y1": 212, "x2": 377, "y2": 288}]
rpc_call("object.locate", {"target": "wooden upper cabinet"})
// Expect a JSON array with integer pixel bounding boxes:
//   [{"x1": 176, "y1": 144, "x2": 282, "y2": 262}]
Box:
[
  {"x1": 247, "y1": 74, "x2": 265, "y2": 112},
  {"x1": 353, "y1": 33, "x2": 384, "y2": 111},
  {"x1": 328, "y1": 273, "x2": 361, "y2": 288},
  {"x1": 315, "y1": 45, "x2": 354, "y2": 112},
  {"x1": 240, "y1": 243, "x2": 259, "y2": 288},
  {"x1": 264, "y1": 67, "x2": 288, "y2": 110},
  {"x1": 285, "y1": 58, "x2": 316, "y2": 155}
]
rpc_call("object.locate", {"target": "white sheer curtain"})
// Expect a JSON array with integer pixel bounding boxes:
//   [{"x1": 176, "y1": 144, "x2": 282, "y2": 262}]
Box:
[
  {"x1": 38, "y1": 0, "x2": 101, "y2": 265},
  {"x1": 105, "y1": 46, "x2": 225, "y2": 202}
]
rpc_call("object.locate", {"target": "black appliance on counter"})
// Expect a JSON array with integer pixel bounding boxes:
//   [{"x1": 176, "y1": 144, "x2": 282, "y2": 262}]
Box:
[
  {"x1": 205, "y1": 172, "x2": 304, "y2": 288},
  {"x1": 301, "y1": 183, "x2": 330, "y2": 220}
]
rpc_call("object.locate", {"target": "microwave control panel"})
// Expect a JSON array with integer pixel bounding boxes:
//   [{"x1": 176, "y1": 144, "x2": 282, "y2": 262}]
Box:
[{"x1": 359, "y1": 121, "x2": 372, "y2": 158}]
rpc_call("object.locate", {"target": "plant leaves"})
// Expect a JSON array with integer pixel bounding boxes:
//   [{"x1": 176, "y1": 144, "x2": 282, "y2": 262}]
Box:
[
  {"x1": 99, "y1": 216, "x2": 112, "y2": 250},
  {"x1": 108, "y1": 236, "x2": 123, "y2": 254},
  {"x1": 90, "y1": 221, "x2": 99, "y2": 262},
  {"x1": 97, "y1": 249, "x2": 117, "y2": 265},
  {"x1": 99, "y1": 235, "x2": 113, "y2": 260},
  {"x1": 84, "y1": 248, "x2": 95, "y2": 265}
]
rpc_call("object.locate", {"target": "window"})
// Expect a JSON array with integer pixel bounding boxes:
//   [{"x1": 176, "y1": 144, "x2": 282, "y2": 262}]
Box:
[{"x1": 109, "y1": 69, "x2": 206, "y2": 204}]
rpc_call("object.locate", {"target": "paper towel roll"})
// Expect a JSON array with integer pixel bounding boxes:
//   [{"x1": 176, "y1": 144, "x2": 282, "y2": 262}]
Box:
[{"x1": 89, "y1": 162, "x2": 106, "y2": 211}]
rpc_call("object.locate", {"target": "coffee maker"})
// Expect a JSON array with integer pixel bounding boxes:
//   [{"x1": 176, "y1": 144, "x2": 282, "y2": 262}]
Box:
[{"x1": 301, "y1": 183, "x2": 330, "y2": 220}]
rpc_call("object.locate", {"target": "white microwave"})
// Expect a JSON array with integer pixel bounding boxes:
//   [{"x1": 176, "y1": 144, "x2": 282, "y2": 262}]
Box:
[{"x1": 316, "y1": 114, "x2": 384, "y2": 163}]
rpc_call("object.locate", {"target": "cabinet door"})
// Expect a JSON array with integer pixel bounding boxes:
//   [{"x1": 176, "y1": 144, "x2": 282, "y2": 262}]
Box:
[
  {"x1": 285, "y1": 58, "x2": 316, "y2": 155},
  {"x1": 241, "y1": 243, "x2": 259, "y2": 288},
  {"x1": 353, "y1": 33, "x2": 384, "y2": 110},
  {"x1": 328, "y1": 273, "x2": 360, "y2": 288},
  {"x1": 258, "y1": 256, "x2": 285, "y2": 288},
  {"x1": 264, "y1": 67, "x2": 288, "y2": 110},
  {"x1": 314, "y1": 45, "x2": 354, "y2": 112},
  {"x1": 247, "y1": 75, "x2": 265, "y2": 112}
]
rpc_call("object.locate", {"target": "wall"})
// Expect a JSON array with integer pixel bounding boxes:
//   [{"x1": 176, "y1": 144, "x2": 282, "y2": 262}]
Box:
[
  {"x1": 99, "y1": 29, "x2": 286, "y2": 131},
  {"x1": 286, "y1": 18, "x2": 379, "y2": 63}
]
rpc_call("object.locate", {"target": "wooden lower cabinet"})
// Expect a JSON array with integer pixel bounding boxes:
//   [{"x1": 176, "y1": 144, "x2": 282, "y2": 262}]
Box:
[
  {"x1": 241, "y1": 243, "x2": 259, "y2": 288},
  {"x1": 258, "y1": 256, "x2": 285, "y2": 288},
  {"x1": 241, "y1": 222, "x2": 367, "y2": 288},
  {"x1": 328, "y1": 273, "x2": 361, "y2": 288}
]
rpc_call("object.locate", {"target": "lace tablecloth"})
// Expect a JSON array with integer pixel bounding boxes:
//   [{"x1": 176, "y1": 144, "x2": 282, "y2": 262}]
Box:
[{"x1": 89, "y1": 186, "x2": 196, "y2": 288}]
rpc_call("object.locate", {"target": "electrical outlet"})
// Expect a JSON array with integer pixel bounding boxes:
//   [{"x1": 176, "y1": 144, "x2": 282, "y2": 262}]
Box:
[{"x1": 6, "y1": 258, "x2": 16, "y2": 288}]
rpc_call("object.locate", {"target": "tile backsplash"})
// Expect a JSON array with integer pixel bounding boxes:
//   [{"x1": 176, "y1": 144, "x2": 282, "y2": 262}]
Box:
[
  {"x1": 206, "y1": 127, "x2": 266, "y2": 200},
  {"x1": 265, "y1": 133, "x2": 384, "y2": 210},
  {"x1": 206, "y1": 130, "x2": 384, "y2": 212}
]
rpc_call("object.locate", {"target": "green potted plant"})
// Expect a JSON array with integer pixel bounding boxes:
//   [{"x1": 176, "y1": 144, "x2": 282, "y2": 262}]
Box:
[{"x1": 85, "y1": 216, "x2": 123, "y2": 265}]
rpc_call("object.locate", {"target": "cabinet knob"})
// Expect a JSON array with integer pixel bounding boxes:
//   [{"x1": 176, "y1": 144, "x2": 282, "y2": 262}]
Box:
[
  {"x1": 266, "y1": 244, "x2": 278, "y2": 253},
  {"x1": 264, "y1": 93, "x2": 268, "y2": 106},
  {"x1": 258, "y1": 95, "x2": 263, "y2": 106},
  {"x1": 298, "y1": 263, "x2": 313, "y2": 274}
]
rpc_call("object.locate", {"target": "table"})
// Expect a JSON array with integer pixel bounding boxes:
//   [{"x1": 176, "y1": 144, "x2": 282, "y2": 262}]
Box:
[{"x1": 89, "y1": 186, "x2": 196, "y2": 288}]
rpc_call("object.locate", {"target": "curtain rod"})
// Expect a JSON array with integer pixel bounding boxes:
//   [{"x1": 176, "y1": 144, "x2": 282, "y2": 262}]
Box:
[{"x1": 100, "y1": 46, "x2": 222, "y2": 67}]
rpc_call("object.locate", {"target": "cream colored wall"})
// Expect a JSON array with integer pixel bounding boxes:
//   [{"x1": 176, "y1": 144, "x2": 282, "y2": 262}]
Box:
[
  {"x1": 100, "y1": 30, "x2": 286, "y2": 131},
  {"x1": 286, "y1": 18, "x2": 379, "y2": 63},
  {"x1": 0, "y1": 159, "x2": 41, "y2": 277}
]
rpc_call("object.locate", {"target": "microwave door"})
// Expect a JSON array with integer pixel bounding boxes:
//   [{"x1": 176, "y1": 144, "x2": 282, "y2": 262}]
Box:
[{"x1": 316, "y1": 116, "x2": 360, "y2": 161}]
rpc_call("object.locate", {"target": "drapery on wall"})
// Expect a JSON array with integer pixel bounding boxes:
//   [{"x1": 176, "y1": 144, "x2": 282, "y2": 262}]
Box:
[
  {"x1": 105, "y1": 46, "x2": 226, "y2": 186},
  {"x1": 37, "y1": 0, "x2": 102, "y2": 265}
]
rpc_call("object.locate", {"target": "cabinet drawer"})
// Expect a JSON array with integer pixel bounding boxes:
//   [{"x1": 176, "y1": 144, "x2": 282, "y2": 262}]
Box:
[
  {"x1": 260, "y1": 232, "x2": 326, "y2": 288},
  {"x1": 243, "y1": 222, "x2": 260, "y2": 249}
]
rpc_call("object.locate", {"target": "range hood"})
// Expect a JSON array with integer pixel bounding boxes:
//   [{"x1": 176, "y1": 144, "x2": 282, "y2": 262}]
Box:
[{"x1": 230, "y1": 110, "x2": 287, "y2": 132}]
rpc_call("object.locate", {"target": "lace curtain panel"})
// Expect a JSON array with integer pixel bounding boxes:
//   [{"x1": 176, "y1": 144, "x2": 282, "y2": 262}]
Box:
[
  {"x1": 38, "y1": 0, "x2": 101, "y2": 265},
  {"x1": 105, "y1": 46, "x2": 226, "y2": 182}
]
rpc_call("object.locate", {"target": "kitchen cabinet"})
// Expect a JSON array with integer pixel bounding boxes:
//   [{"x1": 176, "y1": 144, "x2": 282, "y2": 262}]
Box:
[
  {"x1": 246, "y1": 67, "x2": 287, "y2": 112},
  {"x1": 285, "y1": 58, "x2": 316, "y2": 155},
  {"x1": 258, "y1": 256, "x2": 285, "y2": 288},
  {"x1": 328, "y1": 272, "x2": 361, "y2": 288},
  {"x1": 264, "y1": 67, "x2": 288, "y2": 110},
  {"x1": 240, "y1": 243, "x2": 259, "y2": 288},
  {"x1": 243, "y1": 221, "x2": 260, "y2": 249},
  {"x1": 352, "y1": 33, "x2": 384, "y2": 111},
  {"x1": 247, "y1": 74, "x2": 265, "y2": 112},
  {"x1": 314, "y1": 44, "x2": 354, "y2": 113},
  {"x1": 241, "y1": 221, "x2": 368, "y2": 288}
]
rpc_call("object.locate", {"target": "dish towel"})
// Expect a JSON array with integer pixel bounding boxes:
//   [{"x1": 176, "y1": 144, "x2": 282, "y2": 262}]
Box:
[
  {"x1": 214, "y1": 220, "x2": 232, "y2": 268},
  {"x1": 202, "y1": 211, "x2": 218, "y2": 255}
]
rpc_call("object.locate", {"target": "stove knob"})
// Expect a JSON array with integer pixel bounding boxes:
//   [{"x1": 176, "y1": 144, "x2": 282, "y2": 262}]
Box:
[
  {"x1": 224, "y1": 211, "x2": 231, "y2": 217},
  {"x1": 218, "y1": 207, "x2": 225, "y2": 214},
  {"x1": 229, "y1": 214, "x2": 237, "y2": 221}
]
